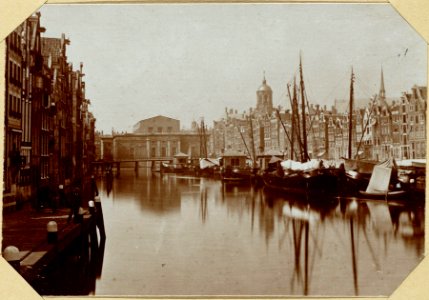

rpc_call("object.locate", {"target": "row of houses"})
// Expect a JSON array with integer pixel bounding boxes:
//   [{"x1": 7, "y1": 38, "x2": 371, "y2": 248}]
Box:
[
  {"x1": 3, "y1": 12, "x2": 96, "y2": 209},
  {"x1": 97, "y1": 72, "x2": 425, "y2": 165},
  {"x1": 211, "y1": 72, "x2": 426, "y2": 162}
]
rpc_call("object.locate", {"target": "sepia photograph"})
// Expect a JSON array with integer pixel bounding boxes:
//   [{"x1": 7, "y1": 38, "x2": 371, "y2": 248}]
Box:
[{"x1": 1, "y1": 1, "x2": 427, "y2": 298}]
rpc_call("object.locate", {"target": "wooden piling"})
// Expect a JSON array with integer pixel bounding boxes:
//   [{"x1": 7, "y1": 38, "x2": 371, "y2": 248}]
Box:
[{"x1": 94, "y1": 196, "x2": 106, "y2": 241}]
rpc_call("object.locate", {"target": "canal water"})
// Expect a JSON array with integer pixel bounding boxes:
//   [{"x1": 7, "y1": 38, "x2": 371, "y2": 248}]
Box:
[{"x1": 42, "y1": 168, "x2": 425, "y2": 296}]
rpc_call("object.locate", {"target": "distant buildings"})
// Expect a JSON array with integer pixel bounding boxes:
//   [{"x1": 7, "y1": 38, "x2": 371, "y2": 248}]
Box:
[
  {"x1": 210, "y1": 71, "x2": 426, "y2": 162},
  {"x1": 3, "y1": 12, "x2": 96, "y2": 209},
  {"x1": 99, "y1": 116, "x2": 208, "y2": 162}
]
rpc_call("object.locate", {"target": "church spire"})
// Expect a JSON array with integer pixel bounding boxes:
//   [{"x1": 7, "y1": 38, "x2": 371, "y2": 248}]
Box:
[{"x1": 379, "y1": 67, "x2": 386, "y2": 100}]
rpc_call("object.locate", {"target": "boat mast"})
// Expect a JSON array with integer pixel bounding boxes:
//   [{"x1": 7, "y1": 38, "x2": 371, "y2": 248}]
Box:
[
  {"x1": 299, "y1": 55, "x2": 309, "y2": 162},
  {"x1": 276, "y1": 109, "x2": 296, "y2": 159},
  {"x1": 199, "y1": 119, "x2": 208, "y2": 159},
  {"x1": 237, "y1": 124, "x2": 252, "y2": 159},
  {"x1": 292, "y1": 77, "x2": 304, "y2": 161},
  {"x1": 348, "y1": 68, "x2": 354, "y2": 159},
  {"x1": 287, "y1": 84, "x2": 295, "y2": 160},
  {"x1": 203, "y1": 120, "x2": 208, "y2": 158},
  {"x1": 248, "y1": 116, "x2": 257, "y2": 169}
]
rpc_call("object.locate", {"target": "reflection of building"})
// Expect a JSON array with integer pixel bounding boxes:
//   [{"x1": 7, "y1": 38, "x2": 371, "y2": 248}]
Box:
[
  {"x1": 100, "y1": 116, "x2": 210, "y2": 161},
  {"x1": 105, "y1": 172, "x2": 181, "y2": 214}
]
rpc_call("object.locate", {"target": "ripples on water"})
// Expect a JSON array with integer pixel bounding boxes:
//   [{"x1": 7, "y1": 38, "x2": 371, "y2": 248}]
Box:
[{"x1": 39, "y1": 169, "x2": 425, "y2": 296}]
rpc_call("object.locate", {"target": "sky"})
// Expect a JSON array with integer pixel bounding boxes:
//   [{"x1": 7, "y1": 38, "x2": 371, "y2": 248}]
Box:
[{"x1": 38, "y1": 4, "x2": 427, "y2": 133}]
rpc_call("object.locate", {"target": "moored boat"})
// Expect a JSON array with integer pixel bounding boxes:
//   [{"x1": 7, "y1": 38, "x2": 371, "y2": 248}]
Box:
[
  {"x1": 220, "y1": 151, "x2": 253, "y2": 184},
  {"x1": 160, "y1": 152, "x2": 189, "y2": 173},
  {"x1": 397, "y1": 159, "x2": 426, "y2": 199},
  {"x1": 358, "y1": 160, "x2": 407, "y2": 200},
  {"x1": 263, "y1": 159, "x2": 339, "y2": 197}
]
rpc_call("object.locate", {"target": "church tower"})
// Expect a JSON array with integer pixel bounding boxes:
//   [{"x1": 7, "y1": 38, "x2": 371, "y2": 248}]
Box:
[
  {"x1": 379, "y1": 67, "x2": 386, "y2": 100},
  {"x1": 255, "y1": 73, "x2": 273, "y2": 117}
]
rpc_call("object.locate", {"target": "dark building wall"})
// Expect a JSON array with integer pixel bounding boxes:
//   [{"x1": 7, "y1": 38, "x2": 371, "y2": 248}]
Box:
[{"x1": 3, "y1": 13, "x2": 96, "y2": 208}]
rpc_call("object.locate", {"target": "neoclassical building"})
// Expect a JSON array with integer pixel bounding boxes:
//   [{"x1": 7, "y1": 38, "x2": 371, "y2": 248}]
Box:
[{"x1": 100, "y1": 116, "x2": 209, "y2": 161}]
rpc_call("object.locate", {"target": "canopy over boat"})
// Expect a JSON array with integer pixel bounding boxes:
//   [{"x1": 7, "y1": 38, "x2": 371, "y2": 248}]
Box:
[
  {"x1": 174, "y1": 152, "x2": 189, "y2": 158},
  {"x1": 199, "y1": 158, "x2": 220, "y2": 169},
  {"x1": 397, "y1": 159, "x2": 426, "y2": 168},
  {"x1": 269, "y1": 156, "x2": 283, "y2": 164}
]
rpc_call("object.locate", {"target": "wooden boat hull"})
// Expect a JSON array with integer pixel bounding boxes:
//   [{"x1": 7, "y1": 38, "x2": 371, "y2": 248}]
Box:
[
  {"x1": 262, "y1": 170, "x2": 338, "y2": 196},
  {"x1": 221, "y1": 168, "x2": 253, "y2": 185},
  {"x1": 358, "y1": 189, "x2": 407, "y2": 200}
]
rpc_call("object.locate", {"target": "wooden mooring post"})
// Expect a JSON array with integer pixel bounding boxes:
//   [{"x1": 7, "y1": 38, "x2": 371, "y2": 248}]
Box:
[{"x1": 94, "y1": 196, "x2": 106, "y2": 241}]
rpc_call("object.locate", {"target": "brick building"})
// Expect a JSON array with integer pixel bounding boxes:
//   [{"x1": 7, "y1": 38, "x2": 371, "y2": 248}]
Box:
[
  {"x1": 215, "y1": 70, "x2": 426, "y2": 163},
  {"x1": 3, "y1": 12, "x2": 96, "y2": 209}
]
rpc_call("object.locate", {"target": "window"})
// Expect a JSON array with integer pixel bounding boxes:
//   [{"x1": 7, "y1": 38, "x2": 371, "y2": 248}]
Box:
[
  {"x1": 148, "y1": 127, "x2": 153, "y2": 133},
  {"x1": 157, "y1": 127, "x2": 162, "y2": 133},
  {"x1": 231, "y1": 158, "x2": 240, "y2": 166},
  {"x1": 167, "y1": 127, "x2": 172, "y2": 133}
]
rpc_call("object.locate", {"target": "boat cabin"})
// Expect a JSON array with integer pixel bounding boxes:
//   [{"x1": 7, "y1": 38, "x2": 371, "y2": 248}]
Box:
[
  {"x1": 173, "y1": 152, "x2": 189, "y2": 166},
  {"x1": 220, "y1": 151, "x2": 248, "y2": 169},
  {"x1": 257, "y1": 150, "x2": 284, "y2": 171}
]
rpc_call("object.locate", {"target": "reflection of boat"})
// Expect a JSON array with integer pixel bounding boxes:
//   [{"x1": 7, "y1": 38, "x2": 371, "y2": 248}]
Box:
[
  {"x1": 358, "y1": 160, "x2": 407, "y2": 200},
  {"x1": 280, "y1": 196, "x2": 337, "y2": 295},
  {"x1": 336, "y1": 197, "x2": 425, "y2": 295}
]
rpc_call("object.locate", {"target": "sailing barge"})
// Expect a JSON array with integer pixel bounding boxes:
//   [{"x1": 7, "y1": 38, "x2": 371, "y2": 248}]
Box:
[{"x1": 262, "y1": 55, "x2": 341, "y2": 196}]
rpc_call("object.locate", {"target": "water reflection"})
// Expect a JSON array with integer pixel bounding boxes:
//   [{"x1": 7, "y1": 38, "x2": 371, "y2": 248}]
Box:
[
  {"x1": 34, "y1": 233, "x2": 106, "y2": 295},
  {"x1": 92, "y1": 169, "x2": 424, "y2": 296}
]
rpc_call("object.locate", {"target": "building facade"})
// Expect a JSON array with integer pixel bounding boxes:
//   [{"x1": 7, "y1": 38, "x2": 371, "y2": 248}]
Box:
[
  {"x1": 100, "y1": 116, "x2": 208, "y2": 162},
  {"x1": 3, "y1": 12, "x2": 97, "y2": 209},
  {"x1": 211, "y1": 72, "x2": 424, "y2": 163}
]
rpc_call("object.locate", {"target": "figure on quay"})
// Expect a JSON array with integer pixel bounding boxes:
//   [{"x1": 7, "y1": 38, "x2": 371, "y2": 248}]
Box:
[
  {"x1": 68, "y1": 181, "x2": 82, "y2": 223},
  {"x1": 90, "y1": 175, "x2": 99, "y2": 199}
]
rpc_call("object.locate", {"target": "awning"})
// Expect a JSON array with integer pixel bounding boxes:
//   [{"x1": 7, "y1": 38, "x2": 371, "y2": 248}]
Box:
[{"x1": 269, "y1": 156, "x2": 283, "y2": 164}]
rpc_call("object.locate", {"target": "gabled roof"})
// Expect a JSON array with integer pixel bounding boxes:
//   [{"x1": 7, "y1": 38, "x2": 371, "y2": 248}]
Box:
[{"x1": 41, "y1": 37, "x2": 61, "y2": 64}]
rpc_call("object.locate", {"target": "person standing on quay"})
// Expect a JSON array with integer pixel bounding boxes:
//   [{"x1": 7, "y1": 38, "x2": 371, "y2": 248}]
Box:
[
  {"x1": 90, "y1": 175, "x2": 99, "y2": 199},
  {"x1": 68, "y1": 185, "x2": 82, "y2": 223}
]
